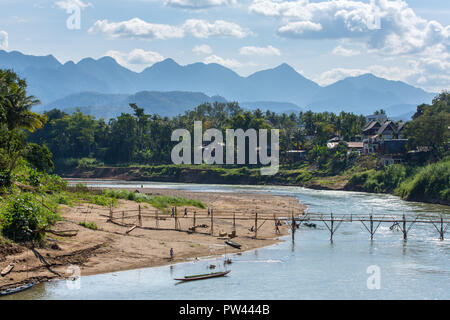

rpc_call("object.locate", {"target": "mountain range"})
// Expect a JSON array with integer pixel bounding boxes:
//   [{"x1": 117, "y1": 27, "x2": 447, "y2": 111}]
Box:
[{"x1": 0, "y1": 50, "x2": 437, "y2": 119}]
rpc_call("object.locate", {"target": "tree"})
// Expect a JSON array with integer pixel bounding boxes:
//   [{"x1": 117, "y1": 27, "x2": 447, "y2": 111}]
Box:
[
  {"x1": 0, "y1": 69, "x2": 46, "y2": 132},
  {"x1": 24, "y1": 143, "x2": 54, "y2": 172},
  {"x1": 406, "y1": 92, "x2": 450, "y2": 157},
  {"x1": 0, "y1": 70, "x2": 48, "y2": 176}
]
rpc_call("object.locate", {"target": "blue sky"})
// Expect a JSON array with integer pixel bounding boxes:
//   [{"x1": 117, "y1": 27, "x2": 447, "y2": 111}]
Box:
[{"x1": 0, "y1": 0, "x2": 449, "y2": 91}]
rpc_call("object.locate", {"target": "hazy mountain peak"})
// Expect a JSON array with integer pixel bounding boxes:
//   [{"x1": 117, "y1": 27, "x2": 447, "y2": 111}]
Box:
[
  {"x1": 0, "y1": 50, "x2": 436, "y2": 117},
  {"x1": 273, "y1": 62, "x2": 296, "y2": 72}
]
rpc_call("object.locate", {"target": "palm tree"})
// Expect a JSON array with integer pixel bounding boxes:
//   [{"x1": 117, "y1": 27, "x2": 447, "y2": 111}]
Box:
[
  {"x1": 0, "y1": 69, "x2": 46, "y2": 132},
  {"x1": 0, "y1": 70, "x2": 47, "y2": 176}
]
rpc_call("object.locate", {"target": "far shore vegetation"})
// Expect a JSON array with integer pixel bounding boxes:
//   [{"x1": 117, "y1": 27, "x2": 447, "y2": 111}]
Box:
[{"x1": 26, "y1": 89, "x2": 449, "y2": 205}]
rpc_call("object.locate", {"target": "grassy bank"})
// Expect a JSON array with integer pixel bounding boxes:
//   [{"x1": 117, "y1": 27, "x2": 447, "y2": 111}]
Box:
[
  {"x1": 61, "y1": 156, "x2": 450, "y2": 205},
  {"x1": 346, "y1": 158, "x2": 450, "y2": 205}
]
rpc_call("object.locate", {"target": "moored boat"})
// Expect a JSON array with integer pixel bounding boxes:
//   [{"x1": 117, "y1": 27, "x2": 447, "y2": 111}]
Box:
[
  {"x1": 0, "y1": 282, "x2": 34, "y2": 296},
  {"x1": 225, "y1": 240, "x2": 241, "y2": 249},
  {"x1": 174, "y1": 270, "x2": 231, "y2": 282}
]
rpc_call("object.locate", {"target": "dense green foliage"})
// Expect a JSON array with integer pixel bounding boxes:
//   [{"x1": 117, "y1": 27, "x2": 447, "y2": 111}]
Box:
[
  {"x1": 346, "y1": 159, "x2": 450, "y2": 205},
  {"x1": 29, "y1": 103, "x2": 366, "y2": 167},
  {"x1": 396, "y1": 159, "x2": 450, "y2": 203},
  {"x1": 405, "y1": 92, "x2": 450, "y2": 157},
  {"x1": 0, "y1": 193, "x2": 59, "y2": 242}
]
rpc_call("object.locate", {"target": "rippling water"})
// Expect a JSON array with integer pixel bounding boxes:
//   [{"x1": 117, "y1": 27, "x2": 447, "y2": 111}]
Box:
[{"x1": 3, "y1": 181, "x2": 449, "y2": 300}]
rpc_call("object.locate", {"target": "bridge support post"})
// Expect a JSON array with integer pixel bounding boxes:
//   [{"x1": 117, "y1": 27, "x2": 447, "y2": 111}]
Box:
[
  {"x1": 370, "y1": 214, "x2": 374, "y2": 240},
  {"x1": 402, "y1": 214, "x2": 407, "y2": 241}
]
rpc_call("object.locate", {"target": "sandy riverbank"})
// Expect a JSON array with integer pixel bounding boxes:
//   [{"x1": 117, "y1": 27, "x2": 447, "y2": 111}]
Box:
[{"x1": 0, "y1": 188, "x2": 305, "y2": 292}]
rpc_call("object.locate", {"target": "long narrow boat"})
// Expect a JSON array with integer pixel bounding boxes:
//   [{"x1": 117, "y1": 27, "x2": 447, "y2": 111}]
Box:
[
  {"x1": 0, "y1": 282, "x2": 34, "y2": 296},
  {"x1": 174, "y1": 270, "x2": 231, "y2": 282},
  {"x1": 225, "y1": 240, "x2": 242, "y2": 249}
]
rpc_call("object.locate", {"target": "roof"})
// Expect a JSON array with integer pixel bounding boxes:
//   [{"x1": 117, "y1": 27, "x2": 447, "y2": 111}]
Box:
[
  {"x1": 377, "y1": 120, "x2": 397, "y2": 135},
  {"x1": 328, "y1": 136, "x2": 341, "y2": 143},
  {"x1": 347, "y1": 142, "x2": 364, "y2": 148},
  {"x1": 363, "y1": 121, "x2": 381, "y2": 132}
]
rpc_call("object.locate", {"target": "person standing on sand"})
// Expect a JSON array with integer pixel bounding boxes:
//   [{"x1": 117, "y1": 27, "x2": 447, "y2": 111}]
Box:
[{"x1": 170, "y1": 248, "x2": 174, "y2": 260}]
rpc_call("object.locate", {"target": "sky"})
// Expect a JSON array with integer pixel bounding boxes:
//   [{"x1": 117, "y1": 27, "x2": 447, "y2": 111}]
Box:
[{"x1": 0, "y1": 0, "x2": 449, "y2": 92}]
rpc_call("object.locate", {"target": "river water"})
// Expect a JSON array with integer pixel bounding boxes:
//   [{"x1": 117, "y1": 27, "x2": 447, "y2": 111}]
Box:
[{"x1": 2, "y1": 181, "x2": 449, "y2": 300}]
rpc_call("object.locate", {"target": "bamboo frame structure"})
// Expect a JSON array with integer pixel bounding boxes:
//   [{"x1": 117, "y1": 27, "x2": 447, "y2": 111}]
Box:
[{"x1": 102, "y1": 205, "x2": 450, "y2": 242}]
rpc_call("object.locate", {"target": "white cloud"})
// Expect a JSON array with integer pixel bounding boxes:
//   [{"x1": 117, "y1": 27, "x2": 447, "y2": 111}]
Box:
[
  {"x1": 316, "y1": 68, "x2": 369, "y2": 86},
  {"x1": 89, "y1": 18, "x2": 184, "y2": 40},
  {"x1": 105, "y1": 49, "x2": 164, "y2": 72},
  {"x1": 0, "y1": 31, "x2": 8, "y2": 50},
  {"x1": 315, "y1": 58, "x2": 450, "y2": 92},
  {"x1": 203, "y1": 54, "x2": 244, "y2": 69},
  {"x1": 55, "y1": 0, "x2": 92, "y2": 10},
  {"x1": 277, "y1": 21, "x2": 322, "y2": 37},
  {"x1": 89, "y1": 18, "x2": 250, "y2": 40},
  {"x1": 404, "y1": 46, "x2": 450, "y2": 92},
  {"x1": 164, "y1": 0, "x2": 236, "y2": 9},
  {"x1": 240, "y1": 45, "x2": 281, "y2": 56},
  {"x1": 183, "y1": 19, "x2": 250, "y2": 38},
  {"x1": 250, "y1": 0, "x2": 450, "y2": 56},
  {"x1": 193, "y1": 44, "x2": 213, "y2": 55},
  {"x1": 250, "y1": 0, "x2": 450, "y2": 91},
  {"x1": 332, "y1": 45, "x2": 360, "y2": 56}
]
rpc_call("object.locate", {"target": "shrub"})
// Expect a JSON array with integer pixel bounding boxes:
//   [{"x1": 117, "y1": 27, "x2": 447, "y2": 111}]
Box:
[
  {"x1": 79, "y1": 221, "x2": 98, "y2": 230},
  {"x1": 396, "y1": 160, "x2": 450, "y2": 203},
  {"x1": 77, "y1": 158, "x2": 104, "y2": 170},
  {"x1": 0, "y1": 194, "x2": 59, "y2": 242}
]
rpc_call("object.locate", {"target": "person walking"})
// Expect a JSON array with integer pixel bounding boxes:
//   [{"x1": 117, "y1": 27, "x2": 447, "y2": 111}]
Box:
[{"x1": 170, "y1": 248, "x2": 174, "y2": 260}]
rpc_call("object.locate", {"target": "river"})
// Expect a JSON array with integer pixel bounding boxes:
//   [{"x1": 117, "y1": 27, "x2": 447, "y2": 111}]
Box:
[{"x1": 2, "y1": 180, "x2": 449, "y2": 300}]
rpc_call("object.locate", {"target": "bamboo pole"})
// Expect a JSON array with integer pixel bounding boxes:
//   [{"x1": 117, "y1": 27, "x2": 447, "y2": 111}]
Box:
[
  {"x1": 138, "y1": 205, "x2": 142, "y2": 227},
  {"x1": 330, "y1": 212, "x2": 334, "y2": 242},
  {"x1": 175, "y1": 208, "x2": 178, "y2": 230},
  {"x1": 291, "y1": 213, "x2": 295, "y2": 241},
  {"x1": 210, "y1": 209, "x2": 214, "y2": 235},
  {"x1": 370, "y1": 214, "x2": 374, "y2": 240},
  {"x1": 156, "y1": 210, "x2": 159, "y2": 229},
  {"x1": 254, "y1": 212, "x2": 258, "y2": 239},
  {"x1": 193, "y1": 211, "x2": 196, "y2": 232},
  {"x1": 402, "y1": 214, "x2": 407, "y2": 241}
]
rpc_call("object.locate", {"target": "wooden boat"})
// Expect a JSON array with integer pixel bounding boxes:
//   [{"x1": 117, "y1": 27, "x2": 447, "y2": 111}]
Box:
[
  {"x1": 225, "y1": 240, "x2": 241, "y2": 249},
  {"x1": 174, "y1": 270, "x2": 231, "y2": 282},
  {"x1": 0, "y1": 282, "x2": 34, "y2": 296},
  {"x1": 1, "y1": 263, "x2": 15, "y2": 277}
]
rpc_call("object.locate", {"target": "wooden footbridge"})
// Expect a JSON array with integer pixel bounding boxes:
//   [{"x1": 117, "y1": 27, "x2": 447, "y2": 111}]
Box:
[
  {"x1": 292, "y1": 212, "x2": 450, "y2": 241},
  {"x1": 98, "y1": 205, "x2": 450, "y2": 242}
]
